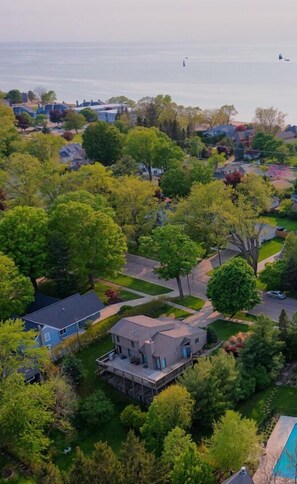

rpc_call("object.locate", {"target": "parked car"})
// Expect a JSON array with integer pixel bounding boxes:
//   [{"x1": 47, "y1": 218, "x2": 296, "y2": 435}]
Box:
[{"x1": 266, "y1": 290, "x2": 286, "y2": 300}]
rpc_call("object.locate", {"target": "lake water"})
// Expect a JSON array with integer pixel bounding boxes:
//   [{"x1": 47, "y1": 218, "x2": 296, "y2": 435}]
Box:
[{"x1": 1, "y1": 42, "x2": 297, "y2": 122}]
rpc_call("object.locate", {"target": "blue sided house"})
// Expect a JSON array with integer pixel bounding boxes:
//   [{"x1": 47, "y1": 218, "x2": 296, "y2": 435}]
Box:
[{"x1": 23, "y1": 292, "x2": 104, "y2": 348}]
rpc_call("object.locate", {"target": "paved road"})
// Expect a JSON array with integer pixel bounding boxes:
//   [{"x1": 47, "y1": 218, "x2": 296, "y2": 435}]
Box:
[{"x1": 250, "y1": 294, "x2": 297, "y2": 320}]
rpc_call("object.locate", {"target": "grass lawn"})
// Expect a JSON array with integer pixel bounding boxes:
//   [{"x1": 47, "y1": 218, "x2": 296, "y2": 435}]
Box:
[
  {"x1": 208, "y1": 319, "x2": 250, "y2": 341},
  {"x1": 169, "y1": 295, "x2": 205, "y2": 311},
  {"x1": 258, "y1": 237, "x2": 284, "y2": 262},
  {"x1": 156, "y1": 305, "x2": 191, "y2": 319},
  {"x1": 93, "y1": 281, "x2": 141, "y2": 304},
  {"x1": 104, "y1": 273, "x2": 172, "y2": 295},
  {"x1": 237, "y1": 386, "x2": 297, "y2": 424},
  {"x1": 262, "y1": 214, "x2": 297, "y2": 232},
  {"x1": 234, "y1": 311, "x2": 258, "y2": 323}
]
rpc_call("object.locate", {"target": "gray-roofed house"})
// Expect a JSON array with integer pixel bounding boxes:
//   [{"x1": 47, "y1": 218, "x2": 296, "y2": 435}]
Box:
[
  {"x1": 223, "y1": 467, "x2": 254, "y2": 483},
  {"x1": 59, "y1": 143, "x2": 89, "y2": 169},
  {"x1": 97, "y1": 315, "x2": 207, "y2": 403},
  {"x1": 23, "y1": 292, "x2": 104, "y2": 348}
]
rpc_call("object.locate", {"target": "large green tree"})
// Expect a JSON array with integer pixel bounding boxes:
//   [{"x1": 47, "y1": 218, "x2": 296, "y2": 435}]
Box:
[
  {"x1": 120, "y1": 430, "x2": 157, "y2": 484},
  {"x1": 179, "y1": 350, "x2": 240, "y2": 426},
  {"x1": 253, "y1": 106, "x2": 286, "y2": 135},
  {"x1": 0, "y1": 105, "x2": 19, "y2": 158},
  {"x1": 171, "y1": 445, "x2": 215, "y2": 484},
  {"x1": 110, "y1": 176, "x2": 158, "y2": 248},
  {"x1": 63, "y1": 110, "x2": 86, "y2": 133},
  {"x1": 238, "y1": 315, "x2": 284, "y2": 393},
  {"x1": 0, "y1": 253, "x2": 34, "y2": 319},
  {"x1": 207, "y1": 258, "x2": 260, "y2": 316},
  {"x1": 0, "y1": 318, "x2": 49, "y2": 382},
  {"x1": 82, "y1": 121, "x2": 123, "y2": 165},
  {"x1": 26, "y1": 133, "x2": 65, "y2": 162},
  {"x1": 141, "y1": 385, "x2": 194, "y2": 455},
  {"x1": 125, "y1": 126, "x2": 183, "y2": 181},
  {"x1": 208, "y1": 410, "x2": 261, "y2": 475},
  {"x1": 140, "y1": 225, "x2": 202, "y2": 297},
  {"x1": 49, "y1": 201, "x2": 127, "y2": 288},
  {"x1": 0, "y1": 206, "x2": 48, "y2": 289}
]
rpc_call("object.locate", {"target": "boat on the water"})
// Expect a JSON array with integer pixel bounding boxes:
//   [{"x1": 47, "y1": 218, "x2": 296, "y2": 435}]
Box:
[
  {"x1": 285, "y1": 58, "x2": 290, "y2": 61},
  {"x1": 183, "y1": 59, "x2": 186, "y2": 67},
  {"x1": 279, "y1": 53, "x2": 283, "y2": 60}
]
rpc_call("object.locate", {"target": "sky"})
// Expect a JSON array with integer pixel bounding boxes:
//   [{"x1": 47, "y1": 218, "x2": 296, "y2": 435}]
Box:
[{"x1": 1, "y1": 0, "x2": 297, "y2": 43}]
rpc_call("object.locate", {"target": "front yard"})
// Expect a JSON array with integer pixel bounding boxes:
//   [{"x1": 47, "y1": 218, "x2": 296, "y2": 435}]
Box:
[
  {"x1": 93, "y1": 281, "x2": 142, "y2": 304},
  {"x1": 169, "y1": 295, "x2": 205, "y2": 311},
  {"x1": 104, "y1": 273, "x2": 172, "y2": 295},
  {"x1": 261, "y1": 214, "x2": 297, "y2": 232},
  {"x1": 258, "y1": 237, "x2": 284, "y2": 262},
  {"x1": 208, "y1": 319, "x2": 250, "y2": 341}
]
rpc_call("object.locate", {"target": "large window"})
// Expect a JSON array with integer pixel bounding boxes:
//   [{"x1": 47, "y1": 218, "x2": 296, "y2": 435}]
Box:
[
  {"x1": 131, "y1": 340, "x2": 135, "y2": 348},
  {"x1": 161, "y1": 357, "x2": 167, "y2": 369},
  {"x1": 44, "y1": 332, "x2": 51, "y2": 342}
]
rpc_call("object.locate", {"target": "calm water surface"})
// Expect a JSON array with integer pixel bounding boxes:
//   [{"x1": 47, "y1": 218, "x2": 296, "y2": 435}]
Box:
[{"x1": 1, "y1": 42, "x2": 297, "y2": 122}]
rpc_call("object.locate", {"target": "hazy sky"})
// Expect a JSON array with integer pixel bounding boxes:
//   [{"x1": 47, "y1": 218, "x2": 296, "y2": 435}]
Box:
[{"x1": 1, "y1": 0, "x2": 297, "y2": 43}]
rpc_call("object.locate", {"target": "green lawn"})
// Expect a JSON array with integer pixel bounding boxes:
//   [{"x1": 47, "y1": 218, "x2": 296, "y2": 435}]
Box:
[
  {"x1": 169, "y1": 295, "x2": 205, "y2": 311},
  {"x1": 234, "y1": 311, "x2": 258, "y2": 322},
  {"x1": 238, "y1": 386, "x2": 297, "y2": 424},
  {"x1": 262, "y1": 214, "x2": 297, "y2": 232},
  {"x1": 93, "y1": 281, "x2": 141, "y2": 304},
  {"x1": 208, "y1": 319, "x2": 250, "y2": 341},
  {"x1": 258, "y1": 237, "x2": 284, "y2": 262},
  {"x1": 104, "y1": 274, "x2": 172, "y2": 295}
]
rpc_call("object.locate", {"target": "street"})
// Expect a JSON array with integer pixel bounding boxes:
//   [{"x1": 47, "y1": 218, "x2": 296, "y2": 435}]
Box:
[{"x1": 250, "y1": 294, "x2": 297, "y2": 320}]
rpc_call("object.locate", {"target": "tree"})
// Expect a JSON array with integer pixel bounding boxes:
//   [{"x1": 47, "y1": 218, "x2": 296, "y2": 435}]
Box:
[
  {"x1": 80, "y1": 107, "x2": 98, "y2": 122},
  {"x1": 0, "y1": 373, "x2": 54, "y2": 463},
  {"x1": 67, "y1": 447, "x2": 94, "y2": 484},
  {"x1": 62, "y1": 354, "x2": 84, "y2": 386},
  {"x1": 120, "y1": 404, "x2": 147, "y2": 431},
  {"x1": 62, "y1": 130, "x2": 74, "y2": 141},
  {"x1": 38, "y1": 89, "x2": 57, "y2": 105},
  {"x1": 107, "y1": 95, "x2": 136, "y2": 107},
  {"x1": 28, "y1": 90, "x2": 36, "y2": 102},
  {"x1": 61, "y1": 163, "x2": 114, "y2": 197},
  {"x1": 171, "y1": 445, "x2": 215, "y2": 484},
  {"x1": 49, "y1": 109, "x2": 64, "y2": 124},
  {"x1": 0, "y1": 104, "x2": 19, "y2": 158},
  {"x1": 140, "y1": 225, "x2": 202, "y2": 297},
  {"x1": 51, "y1": 189, "x2": 114, "y2": 217},
  {"x1": 0, "y1": 206, "x2": 48, "y2": 289},
  {"x1": 35, "y1": 113, "x2": 48, "y2": 127},
  {"x1": 162, "y1": 427, "x2": 195, "y2": 470},
  {"x1": 80, "y1": 390, "x2": 114, "y2": 426},
  {"x1": 90, "y1": 442, "x2": 123, "y2": 484},
  {"x1": 27, "y1": 133, "x2": 65, "y2": 162},
  {"x1": 185, "y1": 136, "x2": 206, "y2": 158},
  {"x1": 6, "y1": 89, "x2": 22, "y2": 104},
  {"x1": 279, "y1": 309, "x2": 290, "y2": 341},
  {"x1": 49, "y1": 201, "x2": 127, "y2": 288},
  {"x1": 35, "y1": 462, "x2": 63, "y2": 484},
  {"x1": 188, "y1": 158, "x2": 214, "y2": 185},
  {"x1": 125, "y1": 126, "x2": 183, "y2": 181},
  {"x1": 208, "y1": 410, "x2": 261, "y2": 474},
  {"x1": 15, "y1": 112, "x2": 33, "y2": 130},
  {"x1": 207, "y1": 258, "x2": 260, "y2": 316},
  {"x1": 239, "y1": 315, "x2": 284, "y2": 392},
  {"x1": 82, "y1": 121, "x2": 123, "y2": 165},
  {"x1": 120, "y1": 430, "x2": 157, "y2": 484},
  {"x1": 109, "y1": 176, "x2": 158, "y2": 248},
  {"x1": 141, "y1": 385, "x2": 194, "y2": 454},
  {"x1": 0, "y1": 254, "x2": 34, "y2": 319},
  {"x1": 160, "y1": 167, "x2": 191, "y2": 198},
  {"x1": 219, "y1": 104, "x2": 238, "y2": 124},
  {"x1": 63, "y1": 110, "x2": 85, "y2": 133},
  {"x1": 111, "y1": 155, "x2": 139, "y2": 177},
  {"x1": 253, "y1": 106, "x2": 286, "y2": 134},
  {"x1": 179, "y1": 350, "x2": 241, "y2": 426},
  {"x1": 45, "y1": 374, "x2": 78, "y2": 434},
  {"x1": 0, "y1": 318, "x2": 49, "y2": 382},
  {"x1": 0, "y1": 153, "x2": 43, "y2": 207}
]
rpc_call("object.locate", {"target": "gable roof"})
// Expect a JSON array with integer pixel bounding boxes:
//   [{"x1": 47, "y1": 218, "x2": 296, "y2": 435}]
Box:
[
  {"x1": 23, "y1": 292, "x2": 104, "y2": 330},
  {"x1": 25, "y1": 293, "x2": 60, "y2": 314},
  {"x1": 223, "y1": 468, "x2": 254, "y2": 484}
]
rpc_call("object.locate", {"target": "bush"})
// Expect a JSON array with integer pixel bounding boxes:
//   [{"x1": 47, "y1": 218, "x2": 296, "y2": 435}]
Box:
[
  {"x1": 207, "y1": 326, "x2": 218, "y2": 344},
  {"x1": 120, "y1": 404, "x2": 147, "y2": 431},
  {"x1": 62, "y1": 354, "x2": 84, "y2": 386},
  {"x1": 118, "y1": 305, "x2": 133, "y2": 315},
  {"x1": 80, "y1": 390, "x2": 114, "y2": 426}
]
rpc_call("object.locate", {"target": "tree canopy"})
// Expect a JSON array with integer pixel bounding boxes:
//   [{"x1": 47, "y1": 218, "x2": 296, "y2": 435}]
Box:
[{"x1": 82, "y1": 121, "x2": 123, "y2": 165}]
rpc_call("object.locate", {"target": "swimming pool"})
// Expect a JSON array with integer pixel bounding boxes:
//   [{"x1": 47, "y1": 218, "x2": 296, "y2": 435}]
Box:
[{"x1": 274, "y1": 424, "x2": 297, "y2": 479}]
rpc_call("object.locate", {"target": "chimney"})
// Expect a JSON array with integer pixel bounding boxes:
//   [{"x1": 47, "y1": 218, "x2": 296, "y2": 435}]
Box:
[{"x1": 240, "y1": 467, "x2": 247, "y2": 476}]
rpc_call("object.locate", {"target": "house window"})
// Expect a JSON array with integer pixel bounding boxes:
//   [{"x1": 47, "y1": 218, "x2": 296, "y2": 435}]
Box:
[
  {"x1": 195, "y1": 337, "x2": 199, "y2": 343},
  {"x1": 116, "y1": 335, "x2": 120, "y2": 342},
  {"x1": 60, "y1": 328, "x2": 67, "y2": 336},
  {"x1": 161, "y1": 358, "x2": 167, "y2": 369},
  {"x1": 156, "y1": 358, "x2": 161, "y2": 370},
  {"x1": 44, "y1": 332, "x2": 51, "y2": 342},
  {"x1": 118, "y1": 345, "x2": 122, "y2": 354},
  {"x1": 128, "y1": 349, "x2": 131, "y2": 357},
  {"x1": 142, "y1": 354, "x2": 148, "y2": 364},
  {"x1": 131, "y1": 341, "x2": 135, "y2": 348}
]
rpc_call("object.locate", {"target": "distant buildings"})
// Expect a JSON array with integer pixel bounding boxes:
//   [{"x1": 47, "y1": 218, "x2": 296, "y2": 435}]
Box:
[
  {"x1": 59, "y1": 143, "x2": 89, "y2": 169},
  {"x1": 74, "y1": 101, "x2": 133, "y2": 123}
]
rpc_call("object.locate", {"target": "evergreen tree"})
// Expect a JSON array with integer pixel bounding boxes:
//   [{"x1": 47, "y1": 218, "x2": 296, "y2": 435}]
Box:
[
  {"x1": 120, "y1": 430, "x2": 157, "y2": 484},
  {"x1": 279, "y1": 309, "x2": 290, "y2": 341},
  {"x1": 67, "y1": 447, "x2": 93, "y2": 484},
  {"x1": 47, "y1": 230, "x2": 79, "y2": 297},
  {"x1": 35, "y1": 462, "x2": 63, "y2": 484},
  {"x1": 90, "y1": 442, "x2": 123, "y2": 484}
]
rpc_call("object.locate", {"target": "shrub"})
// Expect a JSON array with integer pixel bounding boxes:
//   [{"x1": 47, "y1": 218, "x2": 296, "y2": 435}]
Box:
[
  {"x1": 62, "y1": 130, "x2": 74, "y2": 142},
  {"x1": 80, "y1": 390, "x2": 114, "y2": 426},
  {"x1": 120, "y1": 404, "x2": 147, "y2": 431},
  {"x1": 207, "y1": 326, "x2": 218, "y2": 344},
  {"x1": 118, "y1": 305, "x2": 133, "y2": 315},
  {"x1": 62, "y1": 354, "x2": 84, "y2": 386}
]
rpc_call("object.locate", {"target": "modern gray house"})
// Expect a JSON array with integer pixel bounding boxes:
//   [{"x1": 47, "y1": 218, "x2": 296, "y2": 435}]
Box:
[{"x1": 97, "y1": 315, "x2": 207, "y2": 403}]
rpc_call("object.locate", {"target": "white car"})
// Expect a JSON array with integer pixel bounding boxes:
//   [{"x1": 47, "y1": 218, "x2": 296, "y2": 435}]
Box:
[{"x1": 266, "y1": 290, "x2": 286, "y2": 300}]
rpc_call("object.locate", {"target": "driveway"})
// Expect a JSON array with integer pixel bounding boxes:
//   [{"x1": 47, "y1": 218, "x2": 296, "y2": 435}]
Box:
[{"x1": 250, "y1": 294, "x2": 297, "y2": 320}]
